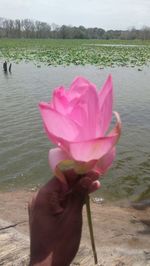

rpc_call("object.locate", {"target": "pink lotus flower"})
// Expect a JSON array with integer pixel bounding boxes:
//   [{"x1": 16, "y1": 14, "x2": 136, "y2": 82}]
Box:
[{"x1": 39, "y1": 75, "x2": 121, "y2": 184}]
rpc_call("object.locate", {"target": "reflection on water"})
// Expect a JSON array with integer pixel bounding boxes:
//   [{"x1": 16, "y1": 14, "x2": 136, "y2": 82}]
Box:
[{"x1": 0, "y1": 62, "x2": 150, "y2": 201}]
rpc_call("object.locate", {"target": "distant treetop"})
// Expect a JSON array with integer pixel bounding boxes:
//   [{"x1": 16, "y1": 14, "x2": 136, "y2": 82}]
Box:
[{"x1": 0, "y1": 17, "x2": 150, "y2": 40}]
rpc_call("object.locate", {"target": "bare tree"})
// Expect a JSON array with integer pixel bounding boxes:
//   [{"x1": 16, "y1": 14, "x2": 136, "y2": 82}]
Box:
[{"x1": 0, "y1": 17, "x2": 150, "y2": 40}]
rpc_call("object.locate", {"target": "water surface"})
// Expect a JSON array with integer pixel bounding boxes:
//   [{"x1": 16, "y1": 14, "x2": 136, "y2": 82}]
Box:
[{"x1": 0, "y1": 62, "x2": 150, "y2": 201}]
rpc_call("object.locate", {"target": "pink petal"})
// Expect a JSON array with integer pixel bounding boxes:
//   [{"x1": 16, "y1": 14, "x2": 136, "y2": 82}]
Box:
[
  {"x1": 69, "y1": 102, "x2": 87, "y2": 126},
  {"x1": 48, "y1": 148, "x2": 96, "y2": 183},
  {"x1": 70, "y1": 76, "x2": 100, "y2": 139},
  {"x1": 48, "y1": 148, "x2": 71, "y2": 184},
  {"x1": 99, "y1": 75, "x2": 113, "y2": 135},
  {"x1": 39, "y1": 102, "x2": 81, "y2": 143},
  {"x1": 108, "y1": 111, "x2": 122, "y2": 138},
  {"x1": 69, "y1": 136, "x2": 115, "y2": 162},
  {"x1": 49, "y1": 148, "x2": 69, "y2": 171},
  {"x1": 52, "y1": 86, "x2": 69, "y2": 115},
  {"x1": 52, "y1": 86, "x2": 86, "y2": 126},
  {"x1": 69, "y1": 112, "x2": 121, "y2": 162},
  {"x1": 94, "y1": 147, "x2": 116, "y2": 175},
  {"x1": 70, "y1": 76, "x2": 96, "y2": 97}
]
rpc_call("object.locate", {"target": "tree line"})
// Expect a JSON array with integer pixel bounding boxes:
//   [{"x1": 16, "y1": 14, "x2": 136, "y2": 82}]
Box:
[{"x1": 0, "y1": 17, "x2": 150, "y2": 40}]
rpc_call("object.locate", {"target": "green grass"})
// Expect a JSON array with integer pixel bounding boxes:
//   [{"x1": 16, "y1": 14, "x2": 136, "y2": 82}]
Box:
[
  {"x1": 0, "y1": 38, "x2": 150, "y2": 48},
  {"x1": 0, "y1": 38, "x2": 150, "y2": 67}
]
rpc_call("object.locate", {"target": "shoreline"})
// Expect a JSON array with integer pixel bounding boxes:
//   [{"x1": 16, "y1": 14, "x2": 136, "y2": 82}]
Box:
[{"x1": 0, "y1": 189, "x2": 150, "y2": 265}]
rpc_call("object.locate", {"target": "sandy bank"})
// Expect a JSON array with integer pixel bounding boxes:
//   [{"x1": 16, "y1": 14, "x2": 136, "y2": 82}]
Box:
[{"x1": 0, "y1": 189, "x2": 150, "y2": 265}]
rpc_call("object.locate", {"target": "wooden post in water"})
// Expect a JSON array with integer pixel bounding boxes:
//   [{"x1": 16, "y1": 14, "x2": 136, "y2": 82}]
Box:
[
  {"x1": 9, "y1": 63, "x2": 12, "y2": 73},
  {"x1": 3, "y1": 61, "x2": 7, "y2": 72}
]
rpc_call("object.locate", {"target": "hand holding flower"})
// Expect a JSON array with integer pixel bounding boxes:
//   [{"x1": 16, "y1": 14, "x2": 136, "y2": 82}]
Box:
[{"x1": 29, "y1": 170, "x2": 100, "y2": 266}]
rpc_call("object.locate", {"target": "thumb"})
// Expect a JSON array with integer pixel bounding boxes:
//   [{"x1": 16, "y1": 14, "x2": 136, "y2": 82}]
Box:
[{"x1": 64, "y1": 177, "x2": 92, "y2": 212}]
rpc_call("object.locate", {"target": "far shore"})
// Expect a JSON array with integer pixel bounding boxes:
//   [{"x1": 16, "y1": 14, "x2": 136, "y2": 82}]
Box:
[{"x1": 0, "y1": 189, "x2": 150, "y2": 265}]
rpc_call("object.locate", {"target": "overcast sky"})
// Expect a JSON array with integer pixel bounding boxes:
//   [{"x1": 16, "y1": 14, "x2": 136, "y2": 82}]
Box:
[{"x1": 0, "y1": 0, "x2": 150, "y2": 30}]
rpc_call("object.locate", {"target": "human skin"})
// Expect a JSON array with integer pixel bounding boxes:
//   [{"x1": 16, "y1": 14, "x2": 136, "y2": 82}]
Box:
[{"x1": 28, "y1": 170, "x2": 100, "y2": 266}]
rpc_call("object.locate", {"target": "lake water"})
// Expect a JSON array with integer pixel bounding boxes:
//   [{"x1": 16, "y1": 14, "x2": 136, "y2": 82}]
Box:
[
  {"x1": 0, "y1": 62, "x2": 150, "y2": 202},
  {"x1": 83, "y1": 44, "x2": 149, "y2": 47}
]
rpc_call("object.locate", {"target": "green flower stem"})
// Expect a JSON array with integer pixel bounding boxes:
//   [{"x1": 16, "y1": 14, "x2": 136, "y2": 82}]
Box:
[{"x1": 85, "y1": 194, "x2": 98, "y2": 264}]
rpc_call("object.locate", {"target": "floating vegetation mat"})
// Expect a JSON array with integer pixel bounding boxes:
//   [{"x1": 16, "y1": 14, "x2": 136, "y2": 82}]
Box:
[{"x1": 0, "y1": 39, "x2": 150, "y2": 67}]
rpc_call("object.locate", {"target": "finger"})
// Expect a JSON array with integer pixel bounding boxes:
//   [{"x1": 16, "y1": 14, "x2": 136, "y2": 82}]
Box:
[
  {"x1": 74, "y1": 176, "x2": 100, "y2": 195},
  {"x1": 87, "y1": 171, "x2": 100, "y2": 181},
  {"x1": 63, "y1": 169, "x2": 100, "y2": 190},
  {"x1": 78, "y1": 176, "x2": 93, "y2": 190},
  {"x1": 65, "y1": 177, "x2": 100, "y2": 211},
  {"x1": 88, "y1": 180, "x2": 101, "y2": 193},
  {"x1": 63, "y1": 169, "x2": 81, "y2": 188}
]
